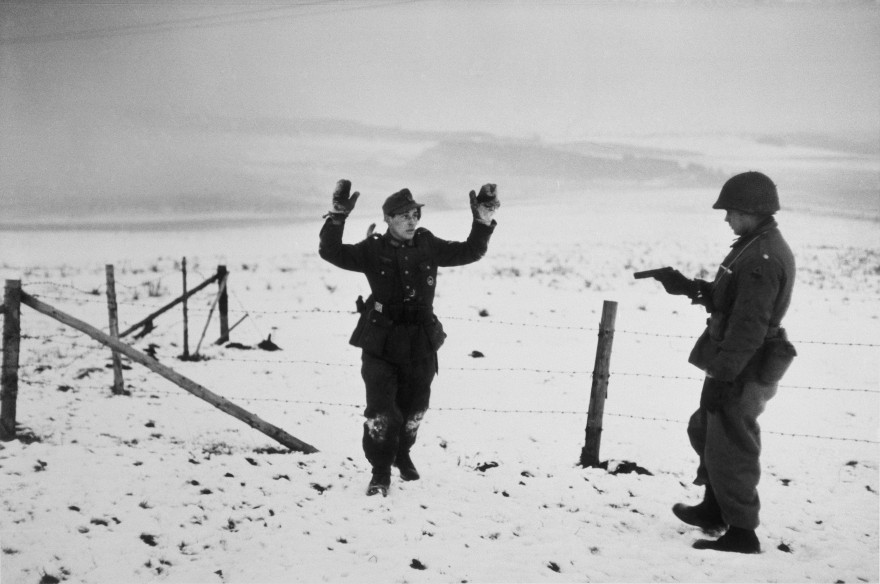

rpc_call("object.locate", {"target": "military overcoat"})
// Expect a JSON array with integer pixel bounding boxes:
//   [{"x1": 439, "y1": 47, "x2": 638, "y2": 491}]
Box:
[
  {"x1": 688, "y1": 218, "x2": 796, "y2": 382},
  {"x1": 319, "y1": 218, "x2": 495, "y2": 363}
]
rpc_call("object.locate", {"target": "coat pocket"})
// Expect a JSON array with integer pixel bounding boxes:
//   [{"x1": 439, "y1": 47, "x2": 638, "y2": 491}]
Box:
[
  {"x1": 758, "y1": 329, "x2": 797, "y2": 384},
  {"x1": 688, "y1": 328, "x2": 718, "y2": 372},
  {"x1": 425, "y1": 315, "x2": 447, "y2": 352}
]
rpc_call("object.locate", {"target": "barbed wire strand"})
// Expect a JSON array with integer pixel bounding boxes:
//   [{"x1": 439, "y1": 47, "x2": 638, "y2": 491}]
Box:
[
  {"x1": 23, "y1": 379, "x2": 873, "y2": 445},
  {"x1": 13, "y1": 279, "x2": 878, "y2": 347},
  {"x1": 138, "y1": 353, "x2": 876, "y2": 394},
  {"x1": 7, "y1": 277, "x2": 878, "y2": 455},
  {"x1": 14, "y1": 341, "x2": 879, "y2": 393}
]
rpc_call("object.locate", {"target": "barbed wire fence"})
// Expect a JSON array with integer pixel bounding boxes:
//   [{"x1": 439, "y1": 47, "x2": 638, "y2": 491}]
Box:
[{"x1": 3, "y1": 268, "x2": 878, "y2": 448}]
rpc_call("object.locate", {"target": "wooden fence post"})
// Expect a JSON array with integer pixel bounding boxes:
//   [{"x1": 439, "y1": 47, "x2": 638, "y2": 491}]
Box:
[
  {"x1": 580, "y1": 300, "x2": 618, "y2": 468},
  {"x1": 105, "y1": 265, "x2": 125, "y2": 395},
  {"x1": 19, "y1": 291, "x2": 318, "y2": 453},
  {"x1": 217, "y1": 265, "x2": 229, "y2": 344},
  {"x1": 181, "y1": 258, "x2": 190, "y2": 359},
  {"x1": 1, "y1": 280, "x2": 22, "y2": 441}
]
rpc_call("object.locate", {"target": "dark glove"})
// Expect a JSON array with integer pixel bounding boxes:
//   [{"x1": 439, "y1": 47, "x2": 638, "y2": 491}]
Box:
[
  {"x1": 699, "y1": 377, "x2": 737, "y2": 412},
  {"x1": 325, "y1": 179, "x2": 360, "y2": 219},
  {"x1": 469, "y1": 183, "x2": 500, "y2": 225},
  {"x1": 690, "y1": 279, "x2": 713, "y2": 310},
  {"x1": 655, "y1": 269, "x2": 700, "y2": 298}
]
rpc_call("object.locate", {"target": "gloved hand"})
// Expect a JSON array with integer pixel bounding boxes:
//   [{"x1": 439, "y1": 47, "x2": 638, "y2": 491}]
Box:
[
  {"x1": 654, "y1": 269, "x2": 700, "y2": 298},
  {"x1": 699, "y1": 376, "x2": 737, "y2": 412},
  {"x1": 325, "y1": 179, "x2": 360, "y2": 219},
  {"x1": 690, "y1": 279, "x2": 713, "y2": 310},
  {"x1": 469, "y1": 183, "x2": 500, "y2": 225}
]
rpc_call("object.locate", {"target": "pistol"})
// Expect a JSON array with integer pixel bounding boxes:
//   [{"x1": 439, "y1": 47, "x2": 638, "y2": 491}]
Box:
[{"x1": 633, "y1": 266, "x2": 675, "y2": 280}]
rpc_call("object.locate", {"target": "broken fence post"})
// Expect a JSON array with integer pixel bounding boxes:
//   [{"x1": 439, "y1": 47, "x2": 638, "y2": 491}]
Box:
[
  {"x1": 1, "y1": 280, "x2": 22, "y2": 441},
  {"x1": 580, "y1": 300, "x2": 618, "y2": 468}
]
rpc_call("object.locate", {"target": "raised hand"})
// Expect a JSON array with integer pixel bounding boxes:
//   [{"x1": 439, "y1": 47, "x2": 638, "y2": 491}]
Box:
[
  {"x1": 329, "y1": 179, "x2": 360, "y2": 217},
  {"x1": 469, "y1": 183, "x2": 500, "y2": 225}
]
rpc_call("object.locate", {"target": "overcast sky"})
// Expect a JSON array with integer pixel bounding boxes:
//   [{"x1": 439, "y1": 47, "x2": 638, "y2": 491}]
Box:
[{"x1": 2, "y1": 0, "x2": 878, "y2": 140}]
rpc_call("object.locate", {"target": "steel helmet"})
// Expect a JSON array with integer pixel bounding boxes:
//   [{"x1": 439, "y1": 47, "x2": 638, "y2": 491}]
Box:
[{"x1": 713, "y1": 171, "x2": 780, "y2": 215}]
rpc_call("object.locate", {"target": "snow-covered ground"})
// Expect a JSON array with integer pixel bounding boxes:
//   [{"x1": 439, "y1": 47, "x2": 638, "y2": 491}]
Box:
[{"x1": 0, "y1": 187, "x2": 877, "y2": 583}]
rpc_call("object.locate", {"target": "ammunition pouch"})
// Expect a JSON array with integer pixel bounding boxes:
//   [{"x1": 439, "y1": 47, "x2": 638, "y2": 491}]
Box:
[
  {"x1": 688, "y1": 321, "x2": 796, "y2": 385},
  {"x1": 349, "y1": 296, "x2": 446, "y2": 356},
  {"x1": 349, "y1": 307, "x2": 393, "y2": 356},
  {"x1": 757, "y1": 327, "x2": 796, "y2": 384},
  {"x1": 425, "y1": 315, "x2": 447, "y2": 352}
]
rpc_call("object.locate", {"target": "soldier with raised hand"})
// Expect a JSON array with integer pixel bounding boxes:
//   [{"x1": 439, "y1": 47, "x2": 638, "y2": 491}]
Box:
[
  {"x1": 319, "y1": 180, "x2": 499, "y2": 497},
  {"x1": 642, "y1": 171, "x2": 796, "y2": 554}
]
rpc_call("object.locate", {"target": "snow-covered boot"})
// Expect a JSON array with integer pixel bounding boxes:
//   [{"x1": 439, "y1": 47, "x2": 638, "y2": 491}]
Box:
[
  {"x1": 672, "y1": 485, "x2": 726, "y2": 532},
  {"x1": 693, "y1": 526, "x2": 761, "y2": 554},
  {"x1": 393, "y1": 451, "x2": 420, "y2": 481},
  {"x1": 366, "y1": 468, "x2": 390, "y2": 497}
]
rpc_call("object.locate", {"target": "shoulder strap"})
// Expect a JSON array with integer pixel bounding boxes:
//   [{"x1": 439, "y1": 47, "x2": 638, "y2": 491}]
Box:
[{"x1": 721, "y1": 231, "x2": 768, "y2": 273}]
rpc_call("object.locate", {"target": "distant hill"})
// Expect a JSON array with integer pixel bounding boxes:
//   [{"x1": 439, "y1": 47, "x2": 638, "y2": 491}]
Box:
[
  {"x1": 403, "y1": 138, "x2": 724, "y2": 186},
  {"x1": 1, "y1": 113, "x2": 875, "y2": 227}
]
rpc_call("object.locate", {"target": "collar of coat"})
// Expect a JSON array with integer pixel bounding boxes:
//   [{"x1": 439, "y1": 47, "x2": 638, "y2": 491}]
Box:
[
  {"x1": 382, "y1": 230, "x2": 418, "y2": 248},
  {"x1": 730, "y1": 216, "x2": 777, "y2": 249}
]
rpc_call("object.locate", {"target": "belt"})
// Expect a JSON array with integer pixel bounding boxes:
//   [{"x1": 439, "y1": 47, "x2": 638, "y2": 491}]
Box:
[{"x1": 374, "y1": 300, "x2": 433, "y2": 324}]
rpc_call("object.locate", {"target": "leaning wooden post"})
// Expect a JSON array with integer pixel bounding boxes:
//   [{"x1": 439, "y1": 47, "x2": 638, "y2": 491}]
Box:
[
  {"x1": 119, "y1": 273, "x2": 218, "y2": 338},
  {"x1": 194, "y1": 275, "x2": 226, "y2": 357},
  {"x1": 216, "y1": 265, "x2": 229, "y2": 345},
  {"x1": 105, "y1": 265, "x2": 125, "y2": 395},
  {"x1": 19, "y1": 291, "x2": 318, "y2": 453},
  {"x1": 580, "y1": 300, "x2": 618, "y2": 467},
  {"x1": 1, "y1": 280, "x2": 22, "y2": 441},
  {"x1": 181, "y1": 258, "x2": 190, "y2": 359}
]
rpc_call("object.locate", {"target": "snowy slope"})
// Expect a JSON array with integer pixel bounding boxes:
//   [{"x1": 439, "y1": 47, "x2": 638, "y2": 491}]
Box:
[{"x1": 0, "y1": 189, "x2": 877, "y2": 583}]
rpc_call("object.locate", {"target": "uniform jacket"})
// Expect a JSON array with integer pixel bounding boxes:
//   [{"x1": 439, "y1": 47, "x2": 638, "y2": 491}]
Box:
[
  {"x1": 689, "y1": 218, "x2": 795, "y2": 382},
  {"x1": 319, "y1": 217, "x2": 495, "y2": 362}
]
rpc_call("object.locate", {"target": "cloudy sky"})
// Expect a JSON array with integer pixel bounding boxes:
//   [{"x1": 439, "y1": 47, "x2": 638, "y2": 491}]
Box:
[
  {"x1": 1, "y1": 1, "x2": 878, "y2": 218},
  {"x1": 3, "y1": 0, "x2": 878, "y2": 137}
]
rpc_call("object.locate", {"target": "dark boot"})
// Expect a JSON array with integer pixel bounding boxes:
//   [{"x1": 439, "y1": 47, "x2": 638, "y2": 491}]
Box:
[
  {"x1": 673, "y1": 485, "x2": 726, "y2": 532},
  {"x1": 393, "y1": 451, "x2": 420, "y2": 481},
  {"x1": 366, "y1": 468, "x2": 390, "y2": 497},
  {"x1": 693, "y1": 526, "x2": 761, "y2": 554}
]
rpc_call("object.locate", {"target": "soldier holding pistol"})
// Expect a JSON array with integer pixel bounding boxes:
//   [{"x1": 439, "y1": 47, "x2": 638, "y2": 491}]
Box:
[
  {"x1": 319, "y1": 180, "x2": 499, "y2": 497},
  {"x1": 639, "y1": 171, "x2": 796, "y2": 554}
]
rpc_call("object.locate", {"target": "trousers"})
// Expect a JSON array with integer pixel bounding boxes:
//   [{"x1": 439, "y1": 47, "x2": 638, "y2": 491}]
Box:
[
  {"x1": 360, "y1": 351, "x2": 436, "y2": 470},
  {"x1": 686, "y1": 377, "x2": 778, "y2": 530}
]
